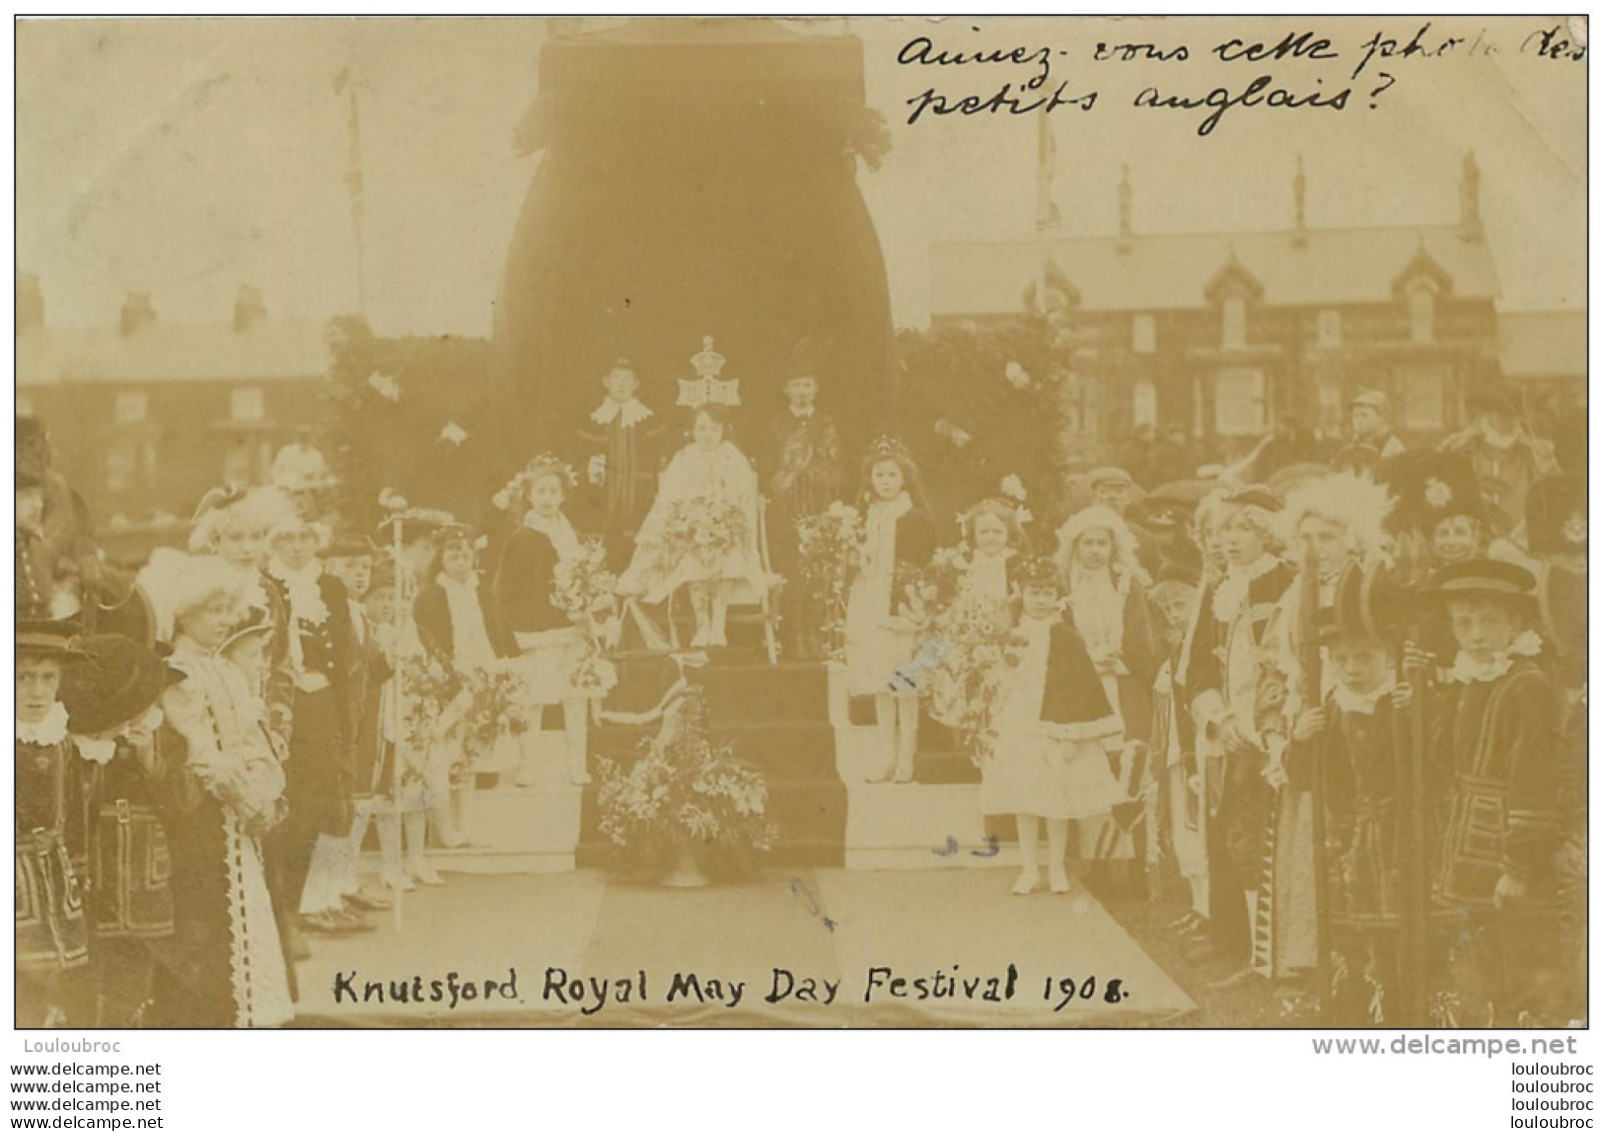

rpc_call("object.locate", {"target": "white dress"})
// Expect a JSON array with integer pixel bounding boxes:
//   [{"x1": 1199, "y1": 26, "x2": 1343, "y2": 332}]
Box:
[
  {"x1": 617, "y1": 439, "x2": 770, "y2": 605},
  {"x1": 978, "y1": 615, "x2": 1126, "y2": 821},
  {"x1": 514, "y1": 512, "x2": 594, "y2": 706},
  {"x1": 843, "y1": 492, "x2": 917, "y2": 698}
]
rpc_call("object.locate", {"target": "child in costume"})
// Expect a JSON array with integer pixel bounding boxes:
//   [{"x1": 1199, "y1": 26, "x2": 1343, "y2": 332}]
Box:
[
  {"x1": 494, "y1": 454, "x2": 601, "y2": 786},
  {"x1": 617, "y1": 405, "x2": 771, "y2": 650},
  {"x1": 576, "y1": 358, "x2": 665, "y2": 570},
  {"x1": 981, "y1": 557, "x2": 1125, "y2": 895},
  {"x1": 137, "y1": 552, "x2": 293, "y2": 1028},
  {"x1": 15, "y1": 622, "x2": 94, "y2": 1026},
  {"x1": 1420, "y1": 559, "x2": 1567, "y2": 1026},
  {"x1": 1149, "y1": 579, "x2": 1208, "y2": 937},
  {"x1": 842, "y1": 437, "x2": 937, "y2": 783}
]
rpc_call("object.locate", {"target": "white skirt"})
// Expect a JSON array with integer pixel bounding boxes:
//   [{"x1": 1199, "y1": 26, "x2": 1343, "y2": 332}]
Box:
[
  {"x1": 516, "y1": 627, "x2": 592, "y2": 706},
  {"x1": 979, "y1": 732, "x2": 1124, "y2": 821}
]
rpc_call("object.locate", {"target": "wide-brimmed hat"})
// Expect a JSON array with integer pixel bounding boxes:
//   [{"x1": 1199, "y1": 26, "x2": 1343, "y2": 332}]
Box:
[
  {"x1": 1322, "y1": 560, "x2": 1409, "y2": 644},
  {"x1": 16, "y1": 618, "x2": 87, "y2": 662},
  {"x1": 1426, "y1": 558, "x2": 1537, "y2": 604},
  {"x1": 60, "y1": 634, "x2": 181, "y2": 737},
  {"x1": 323, "y1": 531, "x2": 378, "y2": 560},
  {"x1": 218, "y1": 605, "x2": 274, "y2": 656},
  {"x1": 1219, "y1": 483, "x2": 1282, "y2": 513}
]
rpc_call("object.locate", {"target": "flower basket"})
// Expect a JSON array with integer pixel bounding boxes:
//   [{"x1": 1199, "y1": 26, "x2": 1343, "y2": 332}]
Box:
[{"x1": 596, "y1": 689, "x2": 778, "y2": 883}]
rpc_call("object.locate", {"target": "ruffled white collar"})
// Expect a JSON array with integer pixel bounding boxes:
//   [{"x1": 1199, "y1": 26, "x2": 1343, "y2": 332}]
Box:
[
  {"x1": 1332, "y1": 673, "x2": 1396, "y2": 717},
  {"x1": 75, "y1": 735, "x2": 118, "y2": 765},
  {"x1": 590, "y1": 398, "x2": 654, "y2": 428},
  {"x1": 17, "y1": 702, "x2": 69, "y2": 747},
  {"x1": 1212, "y1": 553, "x2": 1281, "y2": 624},
  {"x1": 1447, "y1": 630, "x2": 1543, "y2": 684},
  {"x1": 268, "y1": 559, "x2": 329, "y2": 625}
]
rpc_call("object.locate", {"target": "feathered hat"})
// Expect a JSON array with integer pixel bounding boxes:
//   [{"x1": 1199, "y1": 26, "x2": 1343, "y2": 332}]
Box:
[
  {"x1": 1524, "y1": 475, "x2": 1586, "y2": 559},
  {"x1": 1280, "y1": 472, "x2": 1396, "y2": 566},
  {"x1": 1377, "y1": 450, "x2": 1484, "y2": 537},
  {"x1": 135, "y1": 549, "x2": 248, "y2": 645}
]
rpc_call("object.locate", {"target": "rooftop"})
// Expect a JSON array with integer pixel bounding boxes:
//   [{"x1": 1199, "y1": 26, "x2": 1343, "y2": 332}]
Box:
[
  {"x1": 16, "y1": 318, "x2": 332, "y2": 388},
  {"x1": 930, "y1": 225, "x2": 1501, "y2": 317}
]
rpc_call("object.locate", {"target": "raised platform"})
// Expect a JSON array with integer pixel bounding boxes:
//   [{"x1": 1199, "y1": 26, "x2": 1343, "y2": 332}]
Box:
[{"x1": 396, "y1": 655, "x2": 1026, "y2": 878}]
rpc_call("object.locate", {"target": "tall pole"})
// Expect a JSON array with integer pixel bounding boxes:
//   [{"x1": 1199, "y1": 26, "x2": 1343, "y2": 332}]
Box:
[{"x1": 334, "y1": 64, "x2": 368, "y2": 318}]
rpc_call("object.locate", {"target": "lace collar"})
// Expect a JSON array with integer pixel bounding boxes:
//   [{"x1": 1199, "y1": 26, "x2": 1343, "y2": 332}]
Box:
[
  {"x1": 1211, "y1": 553, "x2": 1282, "y2": 624},
  {"x1": 1447, "y1": 630, "x2": 1544, "y2": 684},
  {"x1": 789, "y1": 406, "x2": 815, "y2": 420},
  {"x1": 75, "y1": 735, "x2": 118, "y2": 765},
  {"x1": 268, "y1": 559, "x2": 329, "y2": 625},
  {"x1": 590, "y1": 398, "x2": 654, "y2": 429},
  {"x1": 17, "y1": 702, "x2": 69, "y2": 747},
  {"x1": 1332, "y1": 673, "x2": 1396, "y2": 717}
]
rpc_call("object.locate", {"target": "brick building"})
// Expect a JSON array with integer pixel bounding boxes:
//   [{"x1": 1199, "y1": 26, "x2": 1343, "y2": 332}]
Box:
[
  {"x1": 16, "y1": 278, "x2": 332, "y2": 558},
  {"x1": 929, "y1": 154, "x2": 1515, "y2": 462}
]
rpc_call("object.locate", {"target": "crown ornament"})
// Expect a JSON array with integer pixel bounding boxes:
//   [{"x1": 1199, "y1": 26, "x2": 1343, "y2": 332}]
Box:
[
  {"x1": 677, "y1": 335, "x2": 741, "y2": 408},
  {"x1": 867, "y1": 435, "x2": 912, "y2": 461}
]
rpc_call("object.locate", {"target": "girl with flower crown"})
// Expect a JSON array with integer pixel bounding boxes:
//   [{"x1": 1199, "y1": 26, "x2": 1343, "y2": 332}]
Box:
[
  {"x1": 617, "y1": 405, "x2": 771, "y2": 649},
  {"x1": 843, "y1": 438, "x2": 937, "y2": 783},
  {"x1": 493, "y1": 455, "x2": 600, "y2": 786},
  {"x1": 983, "y1": 556, "x2": 1126, "y2": 895}
]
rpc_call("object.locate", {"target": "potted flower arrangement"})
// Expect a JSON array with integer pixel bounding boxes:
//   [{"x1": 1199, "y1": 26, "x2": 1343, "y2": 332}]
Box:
[
  {"x1": 596, "y1": 689, "x2": 777, "y2": 886},
  {"x1": 551, "y1": 538, "x2": 620, "y2": 698},
  {"x1": 795, "y1": 501, "x2": 864, "y2": 663}
]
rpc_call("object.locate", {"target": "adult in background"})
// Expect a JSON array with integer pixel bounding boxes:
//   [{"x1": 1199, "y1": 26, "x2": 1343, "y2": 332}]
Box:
[
  {"x1": 1350, "y1": 388, "x2": 1406, "y2": 460},
  {"x1": 1440, "y1": 385, "x2": 1559, "y2": 539}
]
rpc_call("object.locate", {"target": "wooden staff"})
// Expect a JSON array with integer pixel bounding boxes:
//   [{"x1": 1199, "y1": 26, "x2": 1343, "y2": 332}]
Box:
[
  {"x1": 1395, "y1": 623, "x2": 1431, "y2": 1028},
  {"x1": 1300, "y1": 543, "x2": 1331, "y2": 1014},
  {"x1": 387, "y1": 512, "x2": 407, "y2": 935}
]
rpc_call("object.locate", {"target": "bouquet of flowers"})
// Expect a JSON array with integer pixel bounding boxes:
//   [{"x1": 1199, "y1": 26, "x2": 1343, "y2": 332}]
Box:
[
  {"x1": 460, "y1": 662, "x2": 531, "y2": 773},
  {"x1": 925, "y1": 593, "x2": 1027, "y2": 763},
  {"x1": 397, "y1": 654, "x2": 473, "y2": 786},
  {"x1": 596, "y1": 690, "x2": 778, "y2": 880},
  {"x1": 657, "y1": 495, "x2": 749, "y2": 579},
  {"x1": 795, "y1": 501, "x2": 864, "y2": 663},
  {"x1": 551, "y1": 538, "x2": 620, "y2": 698}
]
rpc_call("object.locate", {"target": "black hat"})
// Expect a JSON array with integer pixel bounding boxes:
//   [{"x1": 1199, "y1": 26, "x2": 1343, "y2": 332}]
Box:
[
  {"x1": 324, "y1": 531, "x2": 378, "y2": 560},
  {"x1": 1322, "y1": 560, "x2": 1409, "y2": 644},
  {"x1": 218, "y1": 605, "x2": 274, "y2": 656},
  {"x1": 1220, "y1": 483, "x2": 1281, "y2": 513},
  {"x1": 1427, "y1": 558, "x2": 1537, "y2": 604},
  {"x1": 1377, "y1": 449, "x2": 1484, "y2": 536},
  {"x1": 60, "y1": 634, "x2": 179, "y2": 737},
  {"x1": 1524, "y1": 475, "x2": 1586, "y2": 558},
  {"x1": 16, "y1": 618, "x2": 86, "y2": 662},
  {"x1": 94, "y1": 585, "x2": 157, "y2": 649},
  {"x1": 782, "y1": 338, "x2": 821, "y2": 383},
  {"x1": 1016, "y1": 555, "x2": 1062, "y2": 590}
]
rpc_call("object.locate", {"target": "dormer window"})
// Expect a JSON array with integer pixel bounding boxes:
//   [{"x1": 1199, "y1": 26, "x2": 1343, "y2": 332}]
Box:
[
  {"x1": 1132, "y1": 314, "x2": 1157, "y2": 354},
  {"x1": 1317, "y1": 309, "x2": 1342, "y2": 349},
  {"x1": 1222, "y1": 297, "x2": 1247, "y2": 351},
  {"x1": 1408, "y1": 286, "x2": 1435, "y2": 344}
]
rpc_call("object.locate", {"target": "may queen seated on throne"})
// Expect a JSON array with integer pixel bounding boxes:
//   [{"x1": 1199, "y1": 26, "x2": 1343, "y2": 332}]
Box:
[{"x1": 616, "y1": 337, "x2": 773, "y2": 648}]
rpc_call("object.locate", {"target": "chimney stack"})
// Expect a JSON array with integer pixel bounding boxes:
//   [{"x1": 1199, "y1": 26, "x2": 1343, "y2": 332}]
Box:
[
  {"x1": 16, "y1": 273, "x2": 43, "y2": 335},
  {"x1": 233, "y1": 284, "x2": 267, "y2": 332},
  {"x1": 120, "y1": 292, "x2": 156, "y2": 336}
]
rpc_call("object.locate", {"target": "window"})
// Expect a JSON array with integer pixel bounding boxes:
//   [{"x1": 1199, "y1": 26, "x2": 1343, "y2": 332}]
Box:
[
  {"x1": 1408, "y1": 287, "x2": 1435, "y2": 344},
  {"x1": 1222, "y1": 297, "x2": 1247, "y2": 351},
  {"x1": 1317, "y1": 309, "x2": 1342, "y2": 350},
  {"x1": 1132, "y1": 314, "x2": 1157, "y2": 355},
  {"x1": 1396, "y1": 364, "x2": 1448, "y2": 430},
  {"x1": 1213, "y1": 367, "x2": 1266, "y2": 436},
  {"x1": 1132, "y1": 377, "x2": 1158, "y2": 428},
  {"x1": 114, "y1": 390, "x2": 149, "y2": 426},
  {"x1": 230, "y1": 386, "x2": 265, "y2": 422}
]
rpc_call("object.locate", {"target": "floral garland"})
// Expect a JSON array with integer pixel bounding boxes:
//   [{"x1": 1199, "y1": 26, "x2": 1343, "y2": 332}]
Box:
[
  {"x1": 596, "y1": 690, "x2": 777, "y2": 880},
  {"x1": 795, "y1": 501, "x2": 864, "y2": 663},
  {"x1": 460, "y1": 663, "x2": 532, "y2": 767},
  {"x1": 925, "y1": 593, "x2": 1028, "y2": 763},
  {"x1": 550, "y1": 538, "x2": 620, "y2": 697},
  {"x1": 397, "y1": 654, "x2": 471, "y2": 785}
]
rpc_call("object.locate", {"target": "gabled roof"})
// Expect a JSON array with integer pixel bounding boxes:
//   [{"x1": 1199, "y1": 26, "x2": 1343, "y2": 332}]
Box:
[
  {"x1": 1498, "y1": 310, "x2": 1587, "y2": 379},
  {"x1": 930, "y1": 225, "x2": 1501, "y2": 317},
  {"x1": 17, "y1": 318, "x2": 332, "y2": 388}
]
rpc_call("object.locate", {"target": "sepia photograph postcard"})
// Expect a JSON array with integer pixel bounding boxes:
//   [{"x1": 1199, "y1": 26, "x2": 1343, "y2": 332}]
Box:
[{"x1": 12, "y1": 13, "x2": 1588, "y2": 1033}]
